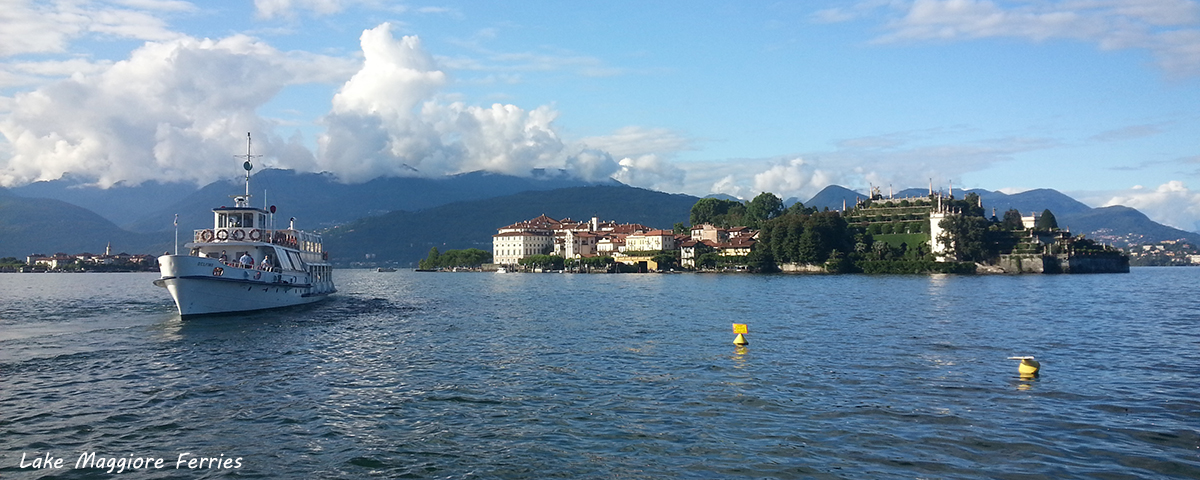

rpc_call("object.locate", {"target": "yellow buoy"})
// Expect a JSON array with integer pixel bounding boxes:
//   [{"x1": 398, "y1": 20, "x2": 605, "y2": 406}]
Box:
[
  {"x1": 732, "y1": 323, "x2": 748, "y2": 346},
  {"x1": 1008, "y1": 356, "x2": 1040, "y2": 376}
]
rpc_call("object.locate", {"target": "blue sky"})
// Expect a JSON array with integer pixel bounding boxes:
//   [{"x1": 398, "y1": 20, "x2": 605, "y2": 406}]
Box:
[{"x1": 3, "y1": 1, "x2": 1200, "y2": 230}]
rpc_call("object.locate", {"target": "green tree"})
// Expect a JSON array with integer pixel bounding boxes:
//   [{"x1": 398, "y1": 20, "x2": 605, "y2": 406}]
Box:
[
  {"x1": 673, "y1": 222, "x2": 690, "y2": 235},
  {"x1": 1036, "y1": 209, "x2": 1058, "y2": 230},
  {"x1": 651, "y1": 251, "x2": 679, "y2": 270},
  {"x1": 937, "y1": 214, "x2": 995, "y2": 262},
  {"x1": 418, "y1": 247, "x2": 441, "y2": 270},
  {"x1": 1001, "y1": 209, "x2": 1023, "y2": 230},
  {"x1": 518, "y1": 254, "x2": 564, "y2": 270},
  {"x1": 689, "y1": 197, "x2": 747, "y2": 228},
  {"x1": 745, "y1": 192, "x2": 784, "y2": 228}
]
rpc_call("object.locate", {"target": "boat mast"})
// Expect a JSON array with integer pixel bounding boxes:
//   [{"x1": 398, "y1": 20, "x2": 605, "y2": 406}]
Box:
[{"x1": 234, "y1": 132, "x2": 261, "y2": 207}]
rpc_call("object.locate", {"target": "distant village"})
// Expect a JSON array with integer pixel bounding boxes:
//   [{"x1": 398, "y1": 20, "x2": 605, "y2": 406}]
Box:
[
  {"x1": 492, "y1": 214, "x2": 756, "y2": 272},
  {"x1": 3, "y1": 243, "x2": 158, "y2": 273},
  {"x1": 484, "y1": 188, "x2": 1136, "y2": 274}
]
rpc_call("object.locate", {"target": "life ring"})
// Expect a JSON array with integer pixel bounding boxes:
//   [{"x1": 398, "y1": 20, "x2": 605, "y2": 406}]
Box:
[
  {"x1": 212, "y1": 267, "x2": 223, "y2": 276},
  {"x1": 199, "y1": 229, "x2": 214, "y2": 242},
  {"x1": 216, "y1": 229, "x2": 229, "y2": 241},
  {"x1": 249, "y1": 229, "x2": 261, "y2": 241},
  {"x1": 232, "y1": 229, "x2": 246, "y2": 241}
]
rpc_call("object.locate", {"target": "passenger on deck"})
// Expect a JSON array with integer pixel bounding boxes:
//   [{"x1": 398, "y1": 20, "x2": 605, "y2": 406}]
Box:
[
  {"x1": 239, "y1": 252, "x2": 253, "y2": 268},
  {"x1": 219, "y1": 250, "x2": 228, "y2": 263},
  {"x1": 260, "y1": 255, "x2": 271, "y2": 271}
]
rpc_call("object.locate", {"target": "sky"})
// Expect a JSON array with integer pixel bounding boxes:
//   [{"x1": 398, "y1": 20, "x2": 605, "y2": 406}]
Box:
[{"x1": 2, "y1": 0, "x2": 1200, "y2": 231}]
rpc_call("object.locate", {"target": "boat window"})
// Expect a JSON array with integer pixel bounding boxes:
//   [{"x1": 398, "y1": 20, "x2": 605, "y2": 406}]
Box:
[
  {"x1": 277, "y1": 249, "x2": 296, "y2": 270},
  {"x1": 288, "y1": 251, "x2": 304, "y2": 270}
]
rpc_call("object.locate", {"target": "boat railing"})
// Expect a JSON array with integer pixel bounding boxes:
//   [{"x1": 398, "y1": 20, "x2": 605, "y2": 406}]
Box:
[{"x1": 194, "y1": 228, "x2": 327, "y2": 262}]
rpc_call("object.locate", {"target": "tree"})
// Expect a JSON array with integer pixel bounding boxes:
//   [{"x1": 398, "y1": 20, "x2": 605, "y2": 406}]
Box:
[
  {"x1": 1001, "y1": 209, "x2": 1024, "y2": 230},
  {"x1": 745, "y1": 192, "x2": 784, "y2": 227},
  {"x1": 673, "y1": 222, "x2": 690, "y2": 235},
  {"x1": 418, "y1": 247, "x2": 441, "y2": 270},
  {"x1": 651, "y1": 252, "x2": 679, "y2": 270},
  {"x1": 1036, "y1": 209, "x2": 1058, "y2": 230},
  {"x1": 689, "y1": 197, "x2": 746, "y2": 228},
  {"x1": 518, "y1": 254, "x2": 564, "y2": 270},
  {"x1": 938, "y1": 214, "x2": 995, "y2": 262}
]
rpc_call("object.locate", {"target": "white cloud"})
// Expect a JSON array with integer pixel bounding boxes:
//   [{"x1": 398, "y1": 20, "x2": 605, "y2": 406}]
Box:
[
  {"x1": 857, "y1": 0, "x2": 1200, "y2": 76},
  {"x1": 753, "y1": 157, "x2": 832, "y2": 199},
  {"x1": 317, "y1": 24, "x2": 576, "y2": 182},
  {"x1": 0, "y1": 0, "x2": 187, "y2": 57},
  {"x1": 1102, "y1": 180, "x2": 1200, "y2": 231},
  {"x1": 0, "y1": 34, "x2": 351, "y2": 187},
  {"x1": 254, "y1": 0, "x2": 346, "y2": 19}
]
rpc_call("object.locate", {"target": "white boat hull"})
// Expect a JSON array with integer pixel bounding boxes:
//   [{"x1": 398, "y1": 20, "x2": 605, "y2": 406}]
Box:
[{"x1": 156, "y1": 255, "x2": 333, "y2": 317}]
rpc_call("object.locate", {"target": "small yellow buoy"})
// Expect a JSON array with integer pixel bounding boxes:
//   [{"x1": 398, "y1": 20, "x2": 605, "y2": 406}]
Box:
[
  {"x1": 1008, "y1": 356, "x2": 1040, "y2": 377},
  {"x1": 733, "y1": 323, "x2": 749, "y2": 346}
]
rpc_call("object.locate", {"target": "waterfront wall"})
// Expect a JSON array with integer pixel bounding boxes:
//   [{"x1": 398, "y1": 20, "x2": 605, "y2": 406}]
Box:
[{"x1": 994, "y1": 254, "x2": 1129, "y2": 274}]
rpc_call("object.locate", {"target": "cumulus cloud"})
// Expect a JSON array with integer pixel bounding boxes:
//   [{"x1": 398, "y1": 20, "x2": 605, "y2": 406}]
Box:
[
  {"x1": 317, "y1": 24, "x2": 582, "y2": 182},
  {"x1": 753, "y1": 157, "x2": 835, "y2": 199},
  {"x1": 0, "y1": 0, "x2": 185, "y2": 57},
  {"x1": 0, "y1": 34, "x2": 353, "y2": 187},
  {"x1": 1102, "y1": 181, "x2": 1200, "y2": 231},
  {"x1": 849, "y1": 0, "x2": 1200, "y2": 77}
]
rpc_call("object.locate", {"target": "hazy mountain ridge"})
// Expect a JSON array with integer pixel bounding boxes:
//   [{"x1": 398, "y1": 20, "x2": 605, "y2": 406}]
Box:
[
  {"x1": 1, "y1": 175, "x2": 1196, "y2": 259},
  {"x1": 803, "y1": 185, "x2": 1200, "y2": 246},
  {"x1": 323, "y1": 185, "x2": 699, "y2": 265},
  {"x1": 0, "y1": 193, "x2": 169, "y2": 258}
]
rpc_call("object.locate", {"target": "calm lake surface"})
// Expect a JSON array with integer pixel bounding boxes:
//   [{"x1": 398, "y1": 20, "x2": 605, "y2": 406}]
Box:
[{"x1": 1, "y1": 268, "x2": 1198, "y2": 479}]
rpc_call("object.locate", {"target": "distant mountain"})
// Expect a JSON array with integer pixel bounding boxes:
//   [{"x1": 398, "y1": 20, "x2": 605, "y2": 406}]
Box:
[
  {"x1": 804, "y1": 185, "x2": 865, "y2": 211},
  {"x1": 323, "y1": 185, "x2": 699, "y2": 266},
  {"x1": 0, "y1": 194, "x2": 169, "y2": 258},
  {"x1": 125, "y1": 169, "x2": 617, "y2": 233},
  {"x1": 10, "y1": 177, "x2": 196, "y2": 227},
  {"x1": 1059, "y1": 206, "x2": 1200, "y2": 245}
]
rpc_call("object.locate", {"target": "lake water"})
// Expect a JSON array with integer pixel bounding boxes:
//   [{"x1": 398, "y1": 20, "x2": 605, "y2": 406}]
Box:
[{"x1": 1, "y1": 268, "x2": 1198, "y2": 479}]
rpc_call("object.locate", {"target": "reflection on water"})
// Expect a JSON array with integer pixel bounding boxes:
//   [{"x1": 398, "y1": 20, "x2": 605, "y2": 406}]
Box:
[{"x1": 1, "y1": 268, "x2": 1199, "y2": 478}]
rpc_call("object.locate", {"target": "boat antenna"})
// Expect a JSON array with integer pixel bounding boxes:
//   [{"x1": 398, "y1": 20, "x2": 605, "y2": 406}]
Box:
[{"x1": 234, "y1": 132, "x2": 261, "y2": 206}]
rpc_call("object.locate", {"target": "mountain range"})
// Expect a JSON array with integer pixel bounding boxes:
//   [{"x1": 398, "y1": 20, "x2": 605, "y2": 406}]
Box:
[{"x1": 1, "y1": 171, "x2": 1196, "y2": 263}]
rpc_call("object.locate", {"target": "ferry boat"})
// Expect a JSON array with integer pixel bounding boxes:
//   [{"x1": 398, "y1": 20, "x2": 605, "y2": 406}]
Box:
[{"x1": 154, "y1": 134, "x2": 336, "y2": 317}]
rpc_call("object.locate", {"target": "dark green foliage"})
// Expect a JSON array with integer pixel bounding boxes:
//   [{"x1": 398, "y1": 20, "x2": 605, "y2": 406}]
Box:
[
  {"x1": 566, "y1": 256, "x2": 614, "y2": 271},
  {"x1": 418, "y1": 247, "x2": 492, "y2": 269},
  {"x1": 517, "y1": 254, "x2": 564, "y2": 270},
  {"x1": 785, "y1": 202, "x2": 817, "y2": 216},
  {"x1": 937, "y1": 215, "x2": 999, "y2": 262},
  {"x1": 746, "y1": 249, "x2": 777, "y2": 273},
  {"x1": 745, "y1": 192, "x2": 784, "y2": 228},
  {"x1": 652, "y1": 251, "x2": 680, "y2": 269},
  {"x1": 758, "y1": 210, "x2": 850, "y2": 266},
  {"x1": 689, "y1": 197, "x2": 746, "y2": 228},
  {"x1": 1001, "y1": 209, "x2": 1024, "y2": 230},
  {"x1": 1036, "y1": 209, "x2": 1059, "y2": 230},
  {"x1": 673, "y1": 222, "x2": 689, "y2": 235}
]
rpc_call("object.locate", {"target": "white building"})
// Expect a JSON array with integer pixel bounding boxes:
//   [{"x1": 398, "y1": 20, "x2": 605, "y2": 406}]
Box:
[
  {"x1": 492, "y1": 231, "x2": 553, "y2": 265},
  {"x1": 625, "y1": 229, "x2": 677, "y2": 252}
]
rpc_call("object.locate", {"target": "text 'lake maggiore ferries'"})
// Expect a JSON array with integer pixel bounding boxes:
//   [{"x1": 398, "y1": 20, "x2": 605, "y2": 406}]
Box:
[{"x1": 155, "y1": 133, "x2": 335, "y2": 317}]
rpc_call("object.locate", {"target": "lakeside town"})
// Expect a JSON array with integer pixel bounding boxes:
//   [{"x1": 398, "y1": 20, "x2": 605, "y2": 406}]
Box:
[
  {"x1": 470, "y1": 188, "x2": 1133, "y2": 274},
  {"x1": 8, "y1": 189, "x2": 1200, "y2": 273}
]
